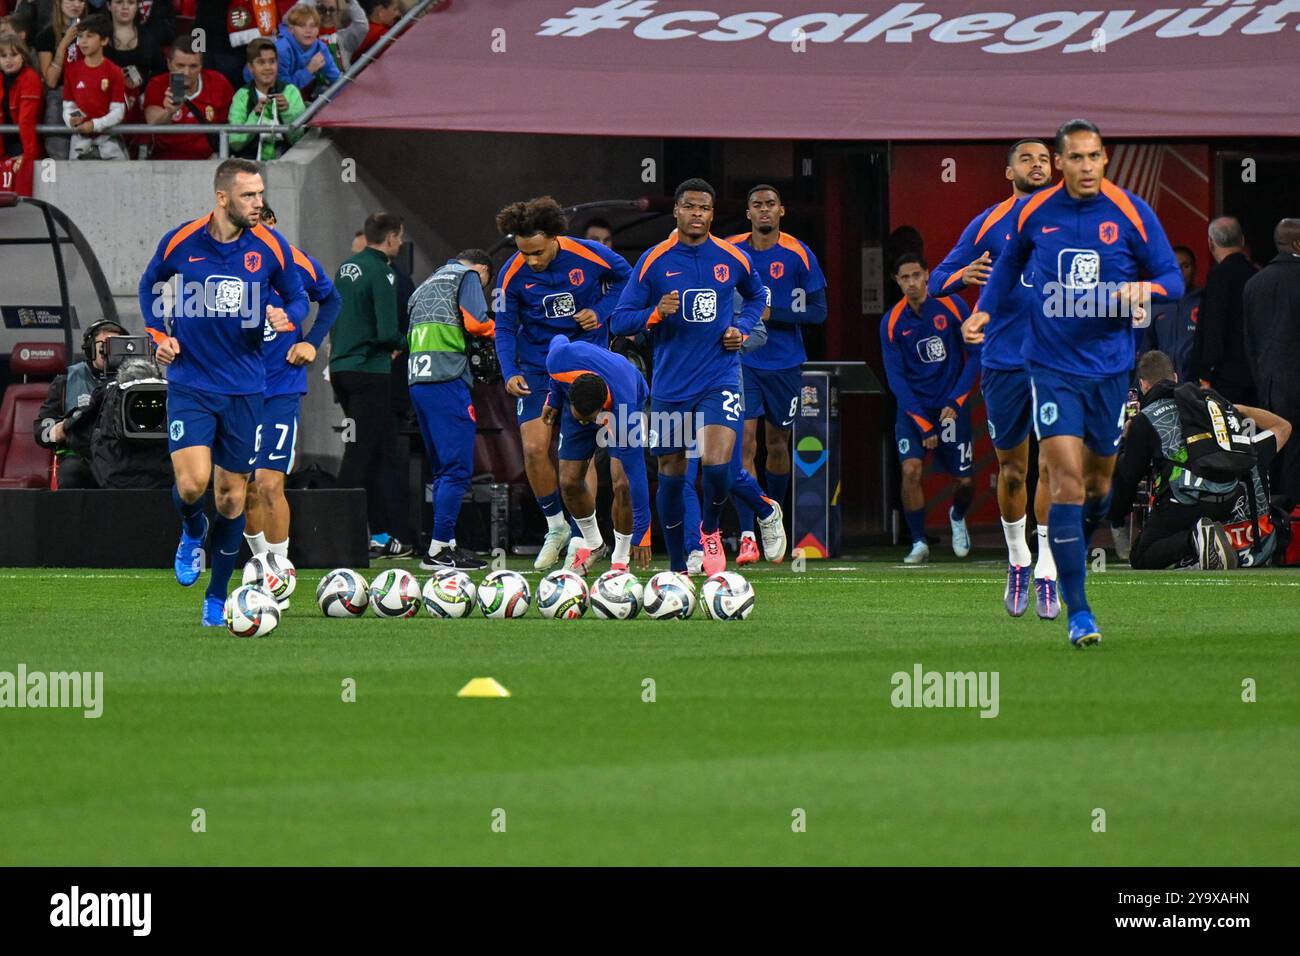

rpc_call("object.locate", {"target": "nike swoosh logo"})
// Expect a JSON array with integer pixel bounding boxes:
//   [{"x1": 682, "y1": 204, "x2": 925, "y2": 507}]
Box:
[
  {"x1": 219, "y1": 549, "x2": 238, "y2": 556},
  {"x1": 1055, "y1": 537, "x2": 1079, "y2": 544},
  {"x1": 188, "y1": 256, "x2": 205, "y2": 262},
  {"x1": 666, "y1": 271, "x2": 682, "y2": 277},
  {"x1": 902, "y1": 330, "x2": 913, "y2": 336},
  {"x1": 525, "y1": 283, "x2": 538, "y2": 289},
  {"x1": 1041, "y1": 227, "x2": 1060, "y2": 234},
  {"x1": 269, "y1": 454, "x2": 287, "y2": 461}
]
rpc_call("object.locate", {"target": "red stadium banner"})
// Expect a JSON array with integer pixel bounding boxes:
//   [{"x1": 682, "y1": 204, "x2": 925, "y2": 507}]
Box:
[{"x1": 314, "y1": 0, "x2": 1300, "y2": 138}]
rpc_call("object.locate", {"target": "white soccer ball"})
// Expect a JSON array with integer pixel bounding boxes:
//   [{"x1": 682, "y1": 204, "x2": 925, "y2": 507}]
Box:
[
  {"x1": 225, "y1": 584, "x2": 280, "y2": 638},
  {"x1": 477, "y1": 569, "x2": 530, "y2": 619},
  {"x1": 316, "y1": 568, "x2": 369, "y2": 618},
  {"x1": 537, "y1": 569, "x2": 589, "y2": 620},
  {"x1": 369, "y1": 568, "x2": 421, "y2": 618},
  {"x1": 643, "y1": 571, "x2": 696, "y2": 620},
  {"x1": 589, "y1": 570, "x2": 643, "y2": 620},
  {"x1": 422, "y1": 570, "x2": 478, "y2": 619},
  {"x1": 700, "y1": 571, "x2": 755, "y2": 620},
  {"x1": 242, "y1": 552, "x2": 297, "y2": 601}
]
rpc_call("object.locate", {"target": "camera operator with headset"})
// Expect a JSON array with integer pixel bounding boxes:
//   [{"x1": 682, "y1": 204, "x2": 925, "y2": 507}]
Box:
[
  {"x1": 33, "y1": 318, "x2": 127, "y2": 488},
  {"x1": 1110, "y1": 349, "x2": 1291, "y2": 570}
]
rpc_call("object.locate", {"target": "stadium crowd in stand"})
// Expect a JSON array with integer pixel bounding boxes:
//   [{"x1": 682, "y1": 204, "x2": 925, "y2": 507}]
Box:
[{"x1": 0, "y1": 0, "x2": 413, "y2": 184}]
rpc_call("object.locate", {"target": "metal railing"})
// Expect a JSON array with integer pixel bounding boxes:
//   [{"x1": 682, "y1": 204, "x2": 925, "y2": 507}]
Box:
[{"x1": 0, "y1": 0, "x2": 439, "y2": 159}]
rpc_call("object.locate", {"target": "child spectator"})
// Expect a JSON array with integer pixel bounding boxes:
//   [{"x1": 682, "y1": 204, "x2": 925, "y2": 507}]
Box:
[
  {"x1": 1, "y1": 5, "x2": 35, "y2": 42},
  {"x1": 62, "y1": 14, "x2": 126, "y2": 159},
  {"x1": 228, "y1": 36, "x2": 302, "y2": 160},
  {"x1": 142, "y1": 31, "x2": 232, "y2": 159},
  {"x1": 32, "y1": 0, "x2": 84, "y2": 159},
  {"x1": 275, "y1": 3, "x2": 337, "y2": 99},
  {"x1": 0, "y1": 31, "x2": 42, "y2": 194}
]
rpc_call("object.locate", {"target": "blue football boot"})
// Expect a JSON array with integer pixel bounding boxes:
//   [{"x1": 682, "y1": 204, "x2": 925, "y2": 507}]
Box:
[
  {"x1": 174, "y1": 514, "x2": 210, "y2": 587},
  {"x1": 1068, "y1": 610, "x2": 1102, "y2": 648}
]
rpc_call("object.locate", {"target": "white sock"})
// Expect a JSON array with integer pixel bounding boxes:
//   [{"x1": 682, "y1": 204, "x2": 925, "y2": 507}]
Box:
[
  {"x1": 266, "y1": 538, "x2": 288, "y2": 557},
  {"x1": 1035, "y1": 525, "x2": 1057, "y2": 579},
  {"x1": 1002, "y1": 517, "x2": 1031, "y2": 566},
  {"x1": 741, "y1": 530, "x2": 756, "y2": 541},
  {"x1": 612, "y1": 532, "x2": 632, "y2": 565},
  {"x1": 545, "y1": 510, "x2": 568, "y2": 532},
  {"x1": 430, "y1": 539, "x2": 450, "y2": 555},
  {"x1": 575, "y1": 512, "x2": 603, "y2": 549},
  {"x1": 244, "y1": 531, "x2": 268, "y2": 555}
]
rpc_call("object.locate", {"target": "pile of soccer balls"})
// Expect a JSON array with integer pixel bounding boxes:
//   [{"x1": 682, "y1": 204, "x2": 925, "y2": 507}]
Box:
[
  {"x1": 320, "y1": 567, "x2": 755, "y2": 622},
  {"x1": 224, "y1": 555, "x2": 755, "y2": 638}
]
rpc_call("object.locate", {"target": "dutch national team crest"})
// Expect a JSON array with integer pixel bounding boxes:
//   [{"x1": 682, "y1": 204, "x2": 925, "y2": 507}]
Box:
[
  {"x1": 770, "y1": 261, "x2": 784, "y2": 280},
  {"x1": 244, "y1": 251, "x2": 262, "y2": 273},
  {"x1": 568, "y1": 268, "x2": 584, "y2": 286},
  {"x1": 714, "y1": 263, "x2": 730, "y2": 283},
  {"x1": 1099, "y1": 221, "x2": 1119, "y2": 245},
  {"x1": 934, "y1": 314, "x2": 948, "y2": 331}
]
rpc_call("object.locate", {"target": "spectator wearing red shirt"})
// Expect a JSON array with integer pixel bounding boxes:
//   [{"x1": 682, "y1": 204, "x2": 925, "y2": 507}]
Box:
[
  {"x1": 62, "y1": 14, "x2": 126, "y2": 159},
  {"x1": 355, "y1": 0, "x2": 395, "y2": 57},
  {"x1": 142, "y1": 32, "x2": 232, "y2": 159},
  {"x1": 1, "y1": 31, "x2": 42, "y2": 194}
]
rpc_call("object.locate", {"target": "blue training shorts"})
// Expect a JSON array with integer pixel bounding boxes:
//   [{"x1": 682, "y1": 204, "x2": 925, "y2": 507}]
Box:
[
  {"x1": 981, "y1": 366, "x2": 1033, "y2": 452},
  {"x1": 253, "y1": 393, "x2": 302, "y2": 473},
  {"x1": 742, "y1": 365, "x2": 801, "y2": 426},
  {"x1": 895, "y1": 406, "x2": 973, "y2": 476},
  {"x1": 649, "y1": 382, "x2": 743, "y2": 456},
  {"x1": 1028, "y1": 363, "x2": 1129, "y2": 456},
  {"x1": 166, "y1": 383, "x2": 262, "y2": 474}
]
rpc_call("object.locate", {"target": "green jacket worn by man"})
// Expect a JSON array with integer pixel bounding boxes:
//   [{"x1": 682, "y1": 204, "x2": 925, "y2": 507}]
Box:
[{"x1": 330, "y1": 246, "x2": 403, "y2": 374}]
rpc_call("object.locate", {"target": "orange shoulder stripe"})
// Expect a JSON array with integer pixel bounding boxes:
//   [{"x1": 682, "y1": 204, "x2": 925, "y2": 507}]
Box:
[
  {"x1": 1100, "y1": 179, "x2": 1147, "y2": 243},
  {"x1": 1017, "y1": 182, "x2": 1063, "y2": 233},
  {"x1": 724, "y1": 232, "x2": 751, "y2": 245},
  {"x1": 938, "y1": 297, "x2": 964, "y2": 325},
  {"x1": 557, "y1": 236, "x2": 612, "y2": 271},
  {"x1": 163, "y1": 214, "x2": 212, "y2": 261},
  {"x1": 250, "y1": 224, "x2": 286, "y2": 270},
  {"x1": 974, "y1": 195, "x2": 1017, "y2": 245},
  {"x1": 290, "y1": 246, "x2": 317, "y2": 280},
  {"x1": 638, "y1": 234, "x2": 679, "y2": 281},
  {"x1": 776, "y1": 232, "x2": 811, "y2": 270},
  {"x1": 886, "y1": 299, "x2": 907, "y2": 343},
  {"x1": 499, "y1": 254, "x2": 526, "y2": 295},
  {"x1": 710, "y1": 234, "x2": 753, "y2": 270}
]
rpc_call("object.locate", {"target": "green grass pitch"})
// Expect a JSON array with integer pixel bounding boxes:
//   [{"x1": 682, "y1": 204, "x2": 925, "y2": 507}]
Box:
[{"x1": 1, "y1": 554, "x2": 1295, "y2": 866}]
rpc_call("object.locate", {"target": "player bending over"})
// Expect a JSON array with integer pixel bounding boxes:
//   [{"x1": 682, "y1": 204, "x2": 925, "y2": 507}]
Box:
[
  {"x1": 242, "y1": 205, "x2": 342, "y2": 583},
  {"x1": 494, "y1": 196, "x2": 631, "y2": 571},
  {"x1": 140, "y1": 158, "x2": 309, "y2": 626},
  {"x1": 542, "y1": 334, "x2": 653, "y2": 574},
  {"x1": 881, "y1": 254, "x2": 981, "y2": 565},
  {"x1": 977, "y1": 118, "x2": 1182, "y2": 647},
  {"x1": 932, "y1": 138, "x2": 1059, "y2": 617}
]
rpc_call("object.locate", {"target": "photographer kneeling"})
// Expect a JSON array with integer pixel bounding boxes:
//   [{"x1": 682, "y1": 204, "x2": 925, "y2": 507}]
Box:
[
  {"x1": 33, "y1": 320, "x2": 127, "y2": 489},
  {"x1": 1111, "y1": 350, "x2": 1291, "y2": 570}
]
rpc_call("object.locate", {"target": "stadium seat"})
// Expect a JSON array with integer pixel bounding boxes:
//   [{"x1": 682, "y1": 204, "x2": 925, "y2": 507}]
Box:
[{"x1": 0, "y1": 342, "x2": 65, "y2": 489}]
